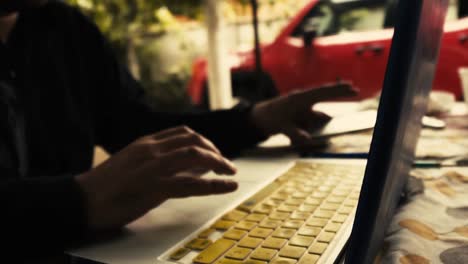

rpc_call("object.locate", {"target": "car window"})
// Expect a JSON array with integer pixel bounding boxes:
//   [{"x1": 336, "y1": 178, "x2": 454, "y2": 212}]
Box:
[
  {"x1": 291, "y1": 3, "x2": 336, "y2": 38},
  {"x1": 291, "y1": 0, "x2": 459, "y2": 39},
  {"x1": 337, "y1": 6, "x2": 386, "y2": 34},
  {"x1": 291, "y1": 2, "x2": 386, "y2": 38}
]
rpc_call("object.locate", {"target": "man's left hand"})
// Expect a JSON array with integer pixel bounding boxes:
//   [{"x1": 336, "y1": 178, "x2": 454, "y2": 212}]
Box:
[{"x1": 250, "y1": 83, "x2": 358, "y2": 146}]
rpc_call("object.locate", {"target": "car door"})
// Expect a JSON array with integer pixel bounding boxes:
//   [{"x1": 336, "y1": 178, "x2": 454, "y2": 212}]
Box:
[
  {"x1": 314, "y1": 3, "x2": 392, "y2": 99},
  {"x1": 271, "y1": 1, "x2": 392, "y2": 100},
  {"x1": 263, "y1": 1, "x2": 337, "y2": 95}
]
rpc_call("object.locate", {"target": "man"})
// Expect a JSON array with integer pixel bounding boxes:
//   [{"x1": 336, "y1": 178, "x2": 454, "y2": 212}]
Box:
[{"x1": 0, "y1": 0, "x2": 356, "y2": 261}]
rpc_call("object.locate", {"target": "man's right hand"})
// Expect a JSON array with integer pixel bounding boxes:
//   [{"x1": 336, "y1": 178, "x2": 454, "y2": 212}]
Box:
[{"x1": 75, "y1": 126, "x2": 238, "y2": 230}]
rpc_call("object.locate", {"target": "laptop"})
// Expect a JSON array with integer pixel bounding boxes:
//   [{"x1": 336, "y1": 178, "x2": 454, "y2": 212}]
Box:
[{"x1": 70, "y1": 0, "x2": 448, "y2": 263}]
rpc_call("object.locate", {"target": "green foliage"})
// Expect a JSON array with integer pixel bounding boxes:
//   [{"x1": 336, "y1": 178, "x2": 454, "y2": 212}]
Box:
[
  {"x1": 67, "y1": 0, "x2": 204, "y2": 42},
  {"x1": 65, "y1": 0, "x2": 297, "y2": 111}
]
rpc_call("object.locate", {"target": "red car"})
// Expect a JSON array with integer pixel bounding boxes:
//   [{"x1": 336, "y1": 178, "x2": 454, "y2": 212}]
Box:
[{"x1": 188, "y1": 0, "x2": 468, "y2": 107}]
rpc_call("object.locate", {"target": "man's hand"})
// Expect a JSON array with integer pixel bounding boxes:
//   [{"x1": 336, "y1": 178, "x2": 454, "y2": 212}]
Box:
[
  {"x1": 76, "y1": 126, "x2": 238, "y2": 230},
  {"x1": 251, "y1": 83, "x2": 358, "y2": 146}
]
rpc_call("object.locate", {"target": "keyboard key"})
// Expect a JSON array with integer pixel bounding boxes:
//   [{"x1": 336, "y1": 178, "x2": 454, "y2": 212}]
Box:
[
  {"x1": 311, "y1": 192, "x2": 327, "y2": 199},
  {"x1": 321, "y1": 203, "x2": 340, "y2": 211},
  {"x1": 338, "y1": 206, "x2": 353, "y2": 215},
  {"x1": 297, "y1": 205, "x2": 316, "y2": 213},
  {"x1": 259, "y1": 219, "x2": 282, "y2": 229},
  {"x1": 282, "y1": 220, "x2": 304, "y2": 229},
  {"x1": 186, "y1": 238, "x2": 213, "y2": 250},
  {"x1": 223, "y1": 210, "x2": 248, "y2": 222},
  {"x1": 290, "y1": 211, "x2": 309, "y2": 220},
  {"x1": 271, "y1": 257, "x2": 297, "y2": 264},
  {"x1": 269, "y1": 212, "x2": 290, "y2": 221},
  {"x1": 284, "y1": 198, "x2": 304, "y2": 206},
  {"x1": 213, "y1": 220, "x2": 236, "y2": 230},
  {"x1": 262, "y1": 237, "x2": 287, "y2": 250},
  {"x1": 246, "y1": 214, "x2": 267, "y2": 223},
  {"x1": 264, "y1": 199, "x2": 282, "y2": 207},
  {"x1": 238, "y1": 181, "x2": 282, "y2": 212},
  {"x1": 254, "y1": 204, "x2": 275, "y2": 214},
  {"x1": 334, "y1": 186, "x2": 353, "y2": 192},
  {"x1": 169, "y1": 247, "x2": 191, "y2": 260},
  {"x1": 279, "y1": 245, "x2": 306, "y2": 259},
  {"x1": 304, "y1": 198, "x2": 321, "y2": 206},
  {"x1": 326, "y1": 196, "x2": 345, "y2": 204},
  {"x1": 306, "y1": 218, "x2": 328, "y2": 227},
  {"x1": 223, "y1": 229, "x2": 248, "y2": 241},
  {"x1": 289, "y1": 235, "x2": 314, "y2": 248},
  {"x1": 317, "y1": 231, "x2": 335, "y2": 243},
  {"x1": 271, "y1": 192, "x2": 289, "y2": 201},
  {"x1": 216, "y1": 258, "x2": 243, "y2": 264},
  {"x1": 331, "y1": 214, "x2": 348, "y2": 223},
  {"x1": 299, "y1": 186, "x2": 315, "y2": 193},
  {"x1": 309, "y1": 242, "x2": 328, "y2": 255},
  {"x1": 238, "y1": 237, "x2": 263, "y2": 249},
  {"x1": 298, "y1": 226, "x2": 321, "y2": 237},
  {"x1": 299, "y1": 253, "x2": 320, "y2": 264},
  {"x1": 332, "y1": 190, "x2": 350, "y2": 197},
  {"x1": 279, "y1": 187, "x2": 296, "y2": 194},
  {"x1": 304, "y1": 181, "x2": 321, "y2": 188},
  {"x1": 277, "y1": 204, "x2": 298, "y2": 213},
  {"x1": 194, "y1": 239, "x2": 236, "y2": 264},
  {"x1": 250, "y1": 248, "x2": 277, "y2": 261},
  {"x1": 343, "y1": 199, "x2": 358, "y2": 207},
  {"x1": 292, "y1": 192, "x2": 308, "y2": 199},
  {"x1": 349, "y1": 192, "x2": 360, "y2": 200},
  {"x1": 243, "y1": 259, "x2": 268, "y2": 264},
  {"x1": 314, "y1": 209, "x2": 334, "y2": 219},
  {"x1": 199, "y1": 229, "x2": 215, "y2": 239},
  {"x1": 272, "y1": 228, "x2": 296, "y2": 239},
  {"x1": 324, "y1": 222, "x2": 342, "y2": 233},
  {"x1": 250, "y1": 227, "x2": 273, "y2": 239},
  {"x1": 236, "y1": 221, "x2": 258, "y2": 231},
  {"x1": 225, "y1": 246, "x2": 252, "y2": 260},
  {"x1": 317, "y1": 186, "x2": 332, "y2": 193}
]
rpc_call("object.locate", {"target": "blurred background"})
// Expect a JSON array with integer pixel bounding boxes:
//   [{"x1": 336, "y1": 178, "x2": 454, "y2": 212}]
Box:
[{"x1": 66, "y1": 0, "x2": 468, "y2": 112}]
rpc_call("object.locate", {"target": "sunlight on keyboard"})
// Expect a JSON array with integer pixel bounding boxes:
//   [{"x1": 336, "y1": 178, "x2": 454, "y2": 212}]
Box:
[{"x1": 164, "y1": 162, "x2": 364, "y2": 264}]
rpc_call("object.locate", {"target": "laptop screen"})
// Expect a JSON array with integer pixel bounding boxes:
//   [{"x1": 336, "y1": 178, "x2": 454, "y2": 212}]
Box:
[{"x1": 346, "y1": 0, "x2": 449, "y2": 262}]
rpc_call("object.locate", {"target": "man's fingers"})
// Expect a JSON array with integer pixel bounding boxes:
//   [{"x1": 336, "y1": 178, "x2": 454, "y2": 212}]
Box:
[
  {"x1": 155, "y1": 133, "x2": 221, "y2": 155},
  {"x1": 290, "y1": 83, "x2": 358, "y2": 106},
  {"x1": 303, "y1": 111, "x2": 331, "y2": 132},
  {"x1": 152, "y1": 126, "x2": 195, "y2": 140},
  {"x1": 283, "y1": 126, "x2": 312, "y2": 146},
  {"x1": 149, "y1": 146, "x2": 237, "y2": 176},
  {"x1": 162, "y1": 177, "x2": 238, "y2": 198}
]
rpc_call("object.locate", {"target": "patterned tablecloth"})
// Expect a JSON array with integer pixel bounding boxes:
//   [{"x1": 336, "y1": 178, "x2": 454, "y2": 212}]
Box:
[
  {"x1": 326, "y1": 115, "x2": 468, "y2": 263},
  {"x1": 381, "y1": 168, "x2": 468, "y2": 264}
]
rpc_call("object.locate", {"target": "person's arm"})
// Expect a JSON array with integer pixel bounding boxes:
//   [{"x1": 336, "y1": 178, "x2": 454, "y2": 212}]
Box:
[
  {"x1": 1, "y1": 127, "x2": 240, "y2": 261},
  {"x1": 92, "y1": 58, "x2": 267, "y2": 157},
  {"x1": 0, "y1": 175, "x2": 87, "y2": 259},
  {"x1": 70, "y1": 10, "x2": 266, "y2": 156},
  {"x1": 77, "y1": 7, "x2": 357, "y2": 157}
]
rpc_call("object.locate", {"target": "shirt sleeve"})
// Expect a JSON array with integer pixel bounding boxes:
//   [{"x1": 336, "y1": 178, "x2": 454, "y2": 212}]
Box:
[
  {"x1": 0, "y1": 175, "x2": 88, "y2": 259},
  {"x1": 75, "y1": 9, "x2": 267, "y2": 156}
]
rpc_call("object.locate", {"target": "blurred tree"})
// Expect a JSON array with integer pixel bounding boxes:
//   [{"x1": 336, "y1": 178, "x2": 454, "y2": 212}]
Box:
[
  {"x1": 66, "y1": 0, "x2": 305, "y2": 111},
  {"x1": 67, "y1": 0, "x2": 203, "y2": 48}
]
